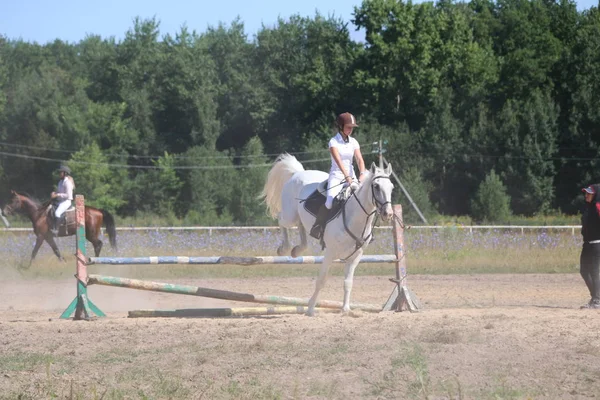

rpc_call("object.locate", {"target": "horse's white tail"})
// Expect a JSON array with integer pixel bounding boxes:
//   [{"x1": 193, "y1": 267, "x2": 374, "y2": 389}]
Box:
[{"x1": 259, "y1": 153, "x2": 305, "y2": 219}]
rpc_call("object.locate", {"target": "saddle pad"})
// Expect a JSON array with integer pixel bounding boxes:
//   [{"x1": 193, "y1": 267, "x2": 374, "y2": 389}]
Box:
[{"x1": 303, "y1": 181, "x2": 343, "y2": 224}]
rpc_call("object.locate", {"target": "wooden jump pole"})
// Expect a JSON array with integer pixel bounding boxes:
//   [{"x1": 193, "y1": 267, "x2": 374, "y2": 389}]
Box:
[
  {"x1": 60, "y1": 195, "x2": 105, "y2": 320},
  {"x1": 87, "y1": 274, "x2": 383, "y2": 312},
  {"x1": 128, "y1": 306, "x2": 341, "y2": 318},
  {"x1": 87, "y1": 254, "x2": 398, "y2": 265}
]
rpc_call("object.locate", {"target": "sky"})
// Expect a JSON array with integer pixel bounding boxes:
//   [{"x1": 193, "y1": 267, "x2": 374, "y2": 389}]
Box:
[
  {"x1": 1, "y1": 0, "x2": 598, "y2": 45},
  {"x1": 1, "y1": 0, "x2": 367, "y2": 44}
]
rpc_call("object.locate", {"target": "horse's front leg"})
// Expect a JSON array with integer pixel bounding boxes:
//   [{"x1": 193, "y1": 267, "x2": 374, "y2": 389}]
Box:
[
  {"x1": 45, "y1": 234, "x2": 65, "y2": 262},
  {"x1": 342, "y1": 250, "x2": 363, "y2": 314},
  {"x1": 277, "y1": 227, "x2": 291, "y2": 256},
  {"x1": 291, "y1": 224, "x2": 308, "y2": 258},
  {"x1": 306, "y1": 251, "x2": 335, "y2": 316}
]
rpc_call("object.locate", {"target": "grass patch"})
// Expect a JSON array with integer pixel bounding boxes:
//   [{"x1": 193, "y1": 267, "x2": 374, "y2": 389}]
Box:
[
  {"x1": 306, "y1": 379, "x2": 341, "y2": 398},
  {"x1": 366, "y1": 343, "x2": 433, "y2": 399},
  {"x1": 217, "y1": 377, "x2": 283, "y2": 400},
  {"x1": 0, "y1": 352, "x2": 63, "y2": 373},
  {"x1": 421, "y1": 329, "x2": 463, "y2": 344},
  {"x1": 0, "y1": 229, "x2": 582, "y2": 280},
  {"x1": 478, "y1": 381, "x2": 533, "y2": 399}
]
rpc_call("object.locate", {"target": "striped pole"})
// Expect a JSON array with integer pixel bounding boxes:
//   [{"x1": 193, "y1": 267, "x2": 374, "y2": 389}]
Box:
[
  {"x1": 128, "y1": 306, "x2": 341, "y2": 318},
  {"x1": 88, "y1": 274, "x2": 383, "y2": 312},
  {"x1": 88, "y1": 254, "x2": 398, "y2": 265}
]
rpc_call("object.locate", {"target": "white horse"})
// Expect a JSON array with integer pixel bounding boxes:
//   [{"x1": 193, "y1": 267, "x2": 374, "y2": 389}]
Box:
[
  {"x1": 0, "y1": 207, "x2": 9, "y2": 227},
  {"x1": 260, "y1": 153, "x2": 394, "y2": 316}
]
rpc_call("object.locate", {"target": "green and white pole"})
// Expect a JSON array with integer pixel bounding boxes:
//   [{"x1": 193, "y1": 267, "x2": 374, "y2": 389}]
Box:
[{"x1": 60, "y1": 195, "x2": 105, "y2": 320}]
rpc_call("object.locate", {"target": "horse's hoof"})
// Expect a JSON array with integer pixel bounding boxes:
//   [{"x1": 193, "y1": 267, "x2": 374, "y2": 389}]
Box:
[
  {"x1": 277, "y1": 246, "x2": 288, "y2": 256},
  {"x1": 291, "y1": 246, "x2": 303, "y2": 258},
  {"x1": 341, "y1": 309, "x2": 360, "y2": 318},
  {"x1": 305, "y1": 308, "x2": 316, "y2": 317}
]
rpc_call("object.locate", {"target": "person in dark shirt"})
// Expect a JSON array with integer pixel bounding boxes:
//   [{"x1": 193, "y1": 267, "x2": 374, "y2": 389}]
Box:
[{"x1": 580, "y1": 184, "x2": 600, "y2": 309}]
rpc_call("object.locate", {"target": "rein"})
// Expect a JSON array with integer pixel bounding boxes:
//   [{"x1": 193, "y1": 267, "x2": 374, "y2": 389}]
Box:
[{"x1": 339, "y1": 175, "x2": 392, "y2": 261}]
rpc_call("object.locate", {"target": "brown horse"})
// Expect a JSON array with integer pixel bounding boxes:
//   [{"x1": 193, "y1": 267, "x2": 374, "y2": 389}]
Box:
[{"x1": 3, "y1": 190, "x2": 117, "y2": 265}]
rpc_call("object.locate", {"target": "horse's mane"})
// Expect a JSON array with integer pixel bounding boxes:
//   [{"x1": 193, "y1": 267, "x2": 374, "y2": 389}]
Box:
[{"x1": 13, "y1": 191, "x2": 52, "y2": 218}]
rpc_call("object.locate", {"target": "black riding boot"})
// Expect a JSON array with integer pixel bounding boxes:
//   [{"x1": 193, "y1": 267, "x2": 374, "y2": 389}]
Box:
[
  {"x1": 50, "y1": 217, "x2": 59, "y2": 236},
  {"x1": 310, "y1": 205, "x2": 329, "y2": 240}
]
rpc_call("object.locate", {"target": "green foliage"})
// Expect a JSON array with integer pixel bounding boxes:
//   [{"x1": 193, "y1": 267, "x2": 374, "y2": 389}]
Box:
[
  {"x1": 496, "y1": 90, "x2": 558, "y2": 215},
  {"x1": 255, "y1": 13, "x2": 359, "y2": 151},
  {"x1": 228, "y1": 136, "x2": 270, "y2": 224},
  {"x1": 180, "y1": 146, "x2": 235, "y2": 225},
  {"x1": 471, "y1": 169, "x2": 512, "y2": 223},
  {"x1": 1, "y1": 3, "x2": 599, "y2": 223},
  {"x1": 395, "y1": 167, "x2": 437, "y2": 224},
  {"x1": 67, "y1": 143, "x2": 126, "y2": 212},
  {"x1": 0, "y1": 36, "x2": 7, "y2": 119},
  {"x1": 125, "y1": 152, "x2": 184, "y2": 216}
]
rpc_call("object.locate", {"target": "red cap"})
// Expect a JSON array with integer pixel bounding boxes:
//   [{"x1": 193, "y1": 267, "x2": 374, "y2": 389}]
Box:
[{"x1": 582, "y1": 186, "x2": 596, "y2": 194}]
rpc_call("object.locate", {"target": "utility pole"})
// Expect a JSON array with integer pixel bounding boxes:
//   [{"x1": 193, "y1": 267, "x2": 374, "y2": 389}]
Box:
[
  {"x1": 371, "y1": 139, "x2": 428, "y2": 224},
  {"x1": 383, "y1": 156, "x2": 428, "y2": 224},
  {"x1": 371, "y1": 139, "x2": 387, "y2": 169},
  {"x1": 378, "y1": 137, "x2": 383, "y2": 168}
]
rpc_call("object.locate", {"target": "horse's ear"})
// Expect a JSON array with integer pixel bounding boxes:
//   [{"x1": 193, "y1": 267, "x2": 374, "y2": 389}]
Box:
[
  {"x1": 384, "y1": 163, "x2": 393, "y2": 176},
  {"x1": 370, "y1": 162, "x2": 377, "y2": 174},
  {"x1": 10, "y1": 190, "x2": 15, "y2": 195}
]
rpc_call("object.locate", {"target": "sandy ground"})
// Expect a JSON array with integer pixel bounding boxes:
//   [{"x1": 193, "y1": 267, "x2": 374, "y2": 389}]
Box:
[{"x1": 1, "y1": 273, "x2": 600, "y2": 399}]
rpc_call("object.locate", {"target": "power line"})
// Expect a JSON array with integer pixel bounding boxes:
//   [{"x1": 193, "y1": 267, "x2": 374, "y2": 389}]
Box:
[
  {"x1": 3, "y1": 141, "x2": 599, "y2": 169},
  {"x1": 0, "y1": 140, "x2": 329, "y2": 160},
  {"x1": 0, "y1": 150, "x2": 330, "y2": 169}
]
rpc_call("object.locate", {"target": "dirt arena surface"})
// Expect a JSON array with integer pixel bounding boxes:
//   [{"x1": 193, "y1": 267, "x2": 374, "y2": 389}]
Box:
[{"x1": 1, "y1": 273, "x2": 600, "y2": 399}]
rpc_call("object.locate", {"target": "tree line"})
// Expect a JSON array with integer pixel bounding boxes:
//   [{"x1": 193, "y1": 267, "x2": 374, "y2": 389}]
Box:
[{"x1": 0, "y1": 0, "x2": 598, "y2": 224}]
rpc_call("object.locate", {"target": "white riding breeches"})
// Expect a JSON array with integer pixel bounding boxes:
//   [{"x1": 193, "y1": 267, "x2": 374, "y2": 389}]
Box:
[
  {"x1": 55, "y1": 200, "x2": 72, "y2": 218},
  {"x1": 326, "y1": 171, "x2": 355, "y2": 209}
]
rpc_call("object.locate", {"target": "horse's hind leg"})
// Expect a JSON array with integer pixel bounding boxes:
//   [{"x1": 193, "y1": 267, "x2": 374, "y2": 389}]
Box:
[
  {"x1": 45, "y1": 235, "x2": 65, "y2": 262},
  {"x1": 28, "y1": 235, "x2": 45, "y2": 267},
  {"x1": 306, "y1": 251, "x2": 335, "y2": 316},
  {"x1": 92, "y1": 240, "x2": 103, "y2": 257},
  {"x1": 277, "y1": 227, "x2": 291, "y2": 256},
  {"x1": 291, "y1": 224, "x2": 308, "y2": 258}
]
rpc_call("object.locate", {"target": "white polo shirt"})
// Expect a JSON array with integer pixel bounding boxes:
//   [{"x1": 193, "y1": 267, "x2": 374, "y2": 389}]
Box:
[
  {"x1": 57, "y1": 177, "x2": 74, "y2": 201},
  {"x1": 328, "y1": 133, "x2": 360, "y2": 178}
]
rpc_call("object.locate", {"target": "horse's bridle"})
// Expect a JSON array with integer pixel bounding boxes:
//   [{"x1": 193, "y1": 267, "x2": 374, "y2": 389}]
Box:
[
  {"x1": 339, "y1": 174, "x2": 393, "y2": 260},
  {"x1": 3, "y1": 195, "x2": 20, "y2": 215}
]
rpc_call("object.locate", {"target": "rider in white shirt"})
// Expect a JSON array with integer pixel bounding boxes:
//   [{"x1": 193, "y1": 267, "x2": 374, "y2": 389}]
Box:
[
  {"x1": 310, "y1": 112, "x2": 367, "y2": 239},
  {"x1": 51, "y1": 165, "x2": 75, "y2": 235}
]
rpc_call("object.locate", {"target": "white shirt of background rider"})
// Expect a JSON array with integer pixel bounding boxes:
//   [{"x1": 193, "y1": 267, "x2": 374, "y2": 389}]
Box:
[
  {"x1": 326, "y1": 133, "x2": 360, "y2": 209},
  {"x1": 54, "y1": 176, "x2": 74, "y2": 218},
  {"x1": 56, "y1": 177, "x2": 74, "y2": 202}
]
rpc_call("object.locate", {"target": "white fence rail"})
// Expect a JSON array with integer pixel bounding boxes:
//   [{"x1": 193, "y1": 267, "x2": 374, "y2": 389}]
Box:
[{"x1": 0, "y1": 225, "x2": 583, "y2": 235}]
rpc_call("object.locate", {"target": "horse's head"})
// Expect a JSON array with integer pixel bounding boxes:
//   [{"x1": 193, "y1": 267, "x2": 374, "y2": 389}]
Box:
[
  {"x1": 3, "y1": 190, "x2": 24, "y2": 216},
  {"x1": 365, "y1": 162, "x2": 394, "y2": 221}
]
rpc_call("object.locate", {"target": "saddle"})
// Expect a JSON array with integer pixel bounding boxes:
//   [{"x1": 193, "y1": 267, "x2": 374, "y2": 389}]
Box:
[
  {"x1": 302, "y1": 180, "x2": 347, "y2": 225},
  {"x1": 49, "y1": 203, "x2": 76, "y2": 235}
]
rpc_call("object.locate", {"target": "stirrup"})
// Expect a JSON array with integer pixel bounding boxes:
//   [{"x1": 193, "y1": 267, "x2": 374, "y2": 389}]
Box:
[{"x1": 309, "y1": 225, "x2": 323, "y2": 240}]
